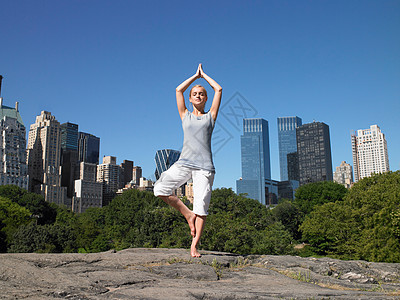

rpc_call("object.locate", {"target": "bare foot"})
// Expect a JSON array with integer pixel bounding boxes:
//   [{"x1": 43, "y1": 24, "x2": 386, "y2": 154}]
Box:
[
  {"x1": 187, "y1": 213, "x2": 197, "y2": 237},
  {"x1": 191, "y1": 244, "x2": 201, "y2": 258}
]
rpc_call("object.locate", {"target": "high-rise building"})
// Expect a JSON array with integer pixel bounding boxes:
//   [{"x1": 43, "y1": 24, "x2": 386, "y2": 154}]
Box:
[
  {"x1": 72, "y1": 162, "x2": 103, "y2": 213},
  {"x1": 97, "y1": 156, "x2": 121, "y2": 206},
  {"x1": 277, "y1": 117, "x2": 302, "y2": 181},
  {"x1": 236, "y1": 118, "x2": 271, "y2": 205},
  {"x1": 351, "y1": 125, "x2": 389, "y2": 182},
  {"x1": 132, "y1": 166, "x2": 142, "y2": 186},
  {"x1": 27, "y1": 111, "x2": 67, "y2": 205},
  {"x1": 333, "y1": 161, "x2": 353, "y2": 188},
  {"x1": 78, "y1": 132, "x2": 100, "y2": 165},
  {"x1": 61, "y1": 122, "x2": 78, "y2": 151},
  {"x1": 287, "y1": 152, "x2": 299, "y2": 181},
  {"x1": 120, "y1": 159, "x2": 134, "y2": 187},
  {"x1": 154, "y1": 149, "x2": 181, "y2": 180},
  {"x1": 60, "y1": 122, "x2": 79, "y2": 200},
  {"x1": 296, "y1": 121, "x2": 333, "y2": 186},
  {"x1": 0, "y1": 98, "x2": 28, "y2": 189}
]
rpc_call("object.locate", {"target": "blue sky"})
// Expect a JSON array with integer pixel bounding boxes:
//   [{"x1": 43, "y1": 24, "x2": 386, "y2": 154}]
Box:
[{"x1": 1, "y1": 0, "x2": 399, "y2": 189}]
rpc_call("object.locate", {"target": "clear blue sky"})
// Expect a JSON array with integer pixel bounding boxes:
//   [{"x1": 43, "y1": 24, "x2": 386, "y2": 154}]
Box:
[{"x1": 1, "y1": 0, "x2": 399, "y2": 189}]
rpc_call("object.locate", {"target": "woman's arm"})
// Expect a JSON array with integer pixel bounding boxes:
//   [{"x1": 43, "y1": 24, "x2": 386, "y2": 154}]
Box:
[
  {"x1": 200, "y1": 64, "x2": 222, "y2": 121},
  {"x1": 176, "y1": 65, "x2": 201, "y2": 120}
]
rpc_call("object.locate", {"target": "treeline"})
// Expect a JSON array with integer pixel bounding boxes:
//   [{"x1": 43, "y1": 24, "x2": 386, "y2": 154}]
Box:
[{"x1": 1, "y1": 171, "x2": 399, "y2": 263}]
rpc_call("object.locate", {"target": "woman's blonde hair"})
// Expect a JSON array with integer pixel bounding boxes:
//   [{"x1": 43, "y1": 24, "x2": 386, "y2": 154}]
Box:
[{"x1": 189, "y1": 85, "x2": 207, "y2": 98}]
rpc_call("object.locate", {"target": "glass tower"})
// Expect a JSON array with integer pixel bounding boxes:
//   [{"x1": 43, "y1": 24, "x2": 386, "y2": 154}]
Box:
[
  {"x1": 61, "y1": 122, "x2": 79, "y2": 151},
  {"x1": 155, "y1": 149, "x2": 181, "y2": 180},
  {"x1": 277, "y1": 116, "x2": 302, "y2": 181},
  {"x1": 236, "y1": 118, "x2": 270, "y2": 205},
  {"x1": 78, "y1": 132, "x2": 100, "y2": 165}
]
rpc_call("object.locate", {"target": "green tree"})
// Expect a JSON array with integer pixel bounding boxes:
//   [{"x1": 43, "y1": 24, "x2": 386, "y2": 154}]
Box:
[
  {"x1": 0, "y1": 196, "x2": 31, "y2": 251},
  {"x1": 300, "y1": 172, "x2": 400, "y2": 262},
  {"x1": 294, "y1": 181, "x2": 347, "y2": 217},
  {"x1": 0, "y1": 185, "x2": 57, "y2": 224},
  {"x1": 9, "y1": 222, "x2": 77, "y2": 253},
  {"x1": 271, "y1": 200, "x2": 302, "y2": 240},
  {"x1": 299, "y1": 201, "x2": 357, "y2": 257}
]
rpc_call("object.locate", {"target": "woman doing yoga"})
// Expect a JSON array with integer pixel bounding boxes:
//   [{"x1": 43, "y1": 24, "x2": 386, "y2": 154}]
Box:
[{"x1": 153, "y1": 63, "x2": 222, "y2": 257}]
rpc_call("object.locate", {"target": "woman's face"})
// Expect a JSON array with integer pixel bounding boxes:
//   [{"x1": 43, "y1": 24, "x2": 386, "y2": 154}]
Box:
[{"x1": 189, "y1": 86, "x2": 207, "y2": 106}]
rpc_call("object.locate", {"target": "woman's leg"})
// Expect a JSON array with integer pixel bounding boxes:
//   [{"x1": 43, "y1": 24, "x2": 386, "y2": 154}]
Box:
[
  {"x1": 191, "y1": 215, "x2": 206, "y2": 257},
  {"x1": 190, "y1": 169, "x2": 215, "y2": 257},
  {"x1": 154, "y1": 164, "x2": 195, "y2": 236},
  {"x1": 159, "y1": 195, "x2": 197, "y2": 237}
]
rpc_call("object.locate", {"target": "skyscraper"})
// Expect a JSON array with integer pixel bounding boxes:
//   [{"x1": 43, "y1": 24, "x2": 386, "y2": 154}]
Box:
[
  {"x1": 296, "y1": 121, "x2": 333, "y2": 186},
  {"x1": 78, "y1": 132, "x2": 100, "y2": 165},
  {"x1": 351, "y1": 125, "x2": 389, "y2": 182},
  {"x1": 0, "y1": 98, "x2": 28, "y2": 189},
  {"x1": 132, "y1": 166, "x2": 142, "y2": 186},
  {"x1": 236, "y1": 118, "x2": 271, "y2": 205},
  {"x1": 277, "y1": 116, "x2": 302, "y2": 181},
  {"x1": 27, "y1": 111, "x2": 67, "y2": 205},
  {"x1": 97, "y1": 156, "x2": 121, "y2": 206},
  {"x1": 333, "y1": 161, "x2": 353, "y2": 188},
  {"x1": 154, "y1": 149, "x2": 181, "y2": 180},
  {"x1": 61, "y1": 122, "x2": 78, "y2": 151},
  {"x1": 60, "y1": 122, "x2": 79, "y2": 199},
  {"x1": 120, "y1": 160, "x2": 134, "y2": 187},
  {"x1": 287, "y1": 152, "x2": 299, "y2": 181}
]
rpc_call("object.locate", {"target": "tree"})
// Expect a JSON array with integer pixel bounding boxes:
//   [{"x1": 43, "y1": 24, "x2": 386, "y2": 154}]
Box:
[
  {"x1": 300, "y1": 172, "x2": 400, "y2": 263},
  {"x1": 0, "y1": 185, "x2": 57, "y2": 224},
  {"x1": 271, "y1": 200, "x2": 302, "y2": 240},
  {"x1": 9, "y1": 222, "x2": 77, "y2": 253},
  {"x1": 294, "y1": 181, "x2": 347, "y2": 217},
  {"x1": 0, "y1": 196, "x2": 31, "y2": 251}
]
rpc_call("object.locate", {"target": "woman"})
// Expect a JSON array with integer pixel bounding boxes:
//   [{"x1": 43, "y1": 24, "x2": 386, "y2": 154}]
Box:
[{"x1": 154, "y1": 64, "x2": 222, "y2": 257}]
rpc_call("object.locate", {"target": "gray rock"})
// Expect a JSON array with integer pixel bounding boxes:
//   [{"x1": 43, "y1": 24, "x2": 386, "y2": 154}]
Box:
[{"x1": 0, "y1": 248, "x2": 399, "y2": 299}]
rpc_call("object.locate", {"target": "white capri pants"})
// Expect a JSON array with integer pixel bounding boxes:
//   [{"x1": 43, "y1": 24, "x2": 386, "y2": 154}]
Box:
[{"x1": 153, "y1": 164, "x2": 215, "y2": 216}]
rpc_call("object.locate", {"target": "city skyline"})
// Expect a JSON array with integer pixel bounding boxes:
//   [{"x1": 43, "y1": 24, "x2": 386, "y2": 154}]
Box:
[{"x1": 1, "y1": 1, "x2": 399, "y2": 189}]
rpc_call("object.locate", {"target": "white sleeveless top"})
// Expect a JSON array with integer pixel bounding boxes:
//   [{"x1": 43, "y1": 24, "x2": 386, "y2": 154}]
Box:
[{"x1": 175, "y1": 110, "x2": 215, "y2": 172}]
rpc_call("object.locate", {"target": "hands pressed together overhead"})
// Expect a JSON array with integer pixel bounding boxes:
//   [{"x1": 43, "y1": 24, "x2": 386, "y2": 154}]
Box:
[{"x1": 196, "y1": 63, "x2": 204, "y2": 79}]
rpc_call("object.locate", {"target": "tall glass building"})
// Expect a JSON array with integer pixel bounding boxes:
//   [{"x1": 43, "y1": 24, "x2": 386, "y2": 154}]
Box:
[
  {"x1": 277, "y1": 116, "x2": 302, "y2": 181},
  {"x1": 155, "y1": 149, "x2": 181, "y2": 180},
  {"x1": 78, "y1": 132, "x2": 100, "y2": 165},
  {"x1": 61, "y1": 122, "x2": 79, "y2": 151},
  {"x1": 236, "y1": 118, "x2": 271, "y2": 205}
]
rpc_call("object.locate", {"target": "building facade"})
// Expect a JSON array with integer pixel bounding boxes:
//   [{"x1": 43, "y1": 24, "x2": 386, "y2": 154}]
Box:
[
  {"x1": 333, "y1": 161, "x2": 353, "y2": 188},
  {"x1": 296, "y1": 122, "x2": 333, "y2": 186},
  {"x1": 60, "y1": 122, "x2": 79, "y2": 200},
  {"x1": 78, "y1": 132, "x2": 100, "y2": 165},
  {"x1": 277, "y1": 116, "x2": 302, "y2": 181},
  {"x1": 287, "y1": 152, "x2": 299, "y2": 181},
  {"x1": 120, "y1": 159, "x2": 133, "y2": 187},
  {"x1": 0, "y1": 99, "x2": 28, "y2": 189},
  {"x1": 154, "y1": 149, "x2": 181, "y2": 180},
  {"x1": 27, "y1": 111, "x2": 67, "y2": 205},
  {"x1": 61, "y1": 122, "x2": 78, "y2": 151},
  {"x1": 97, "y1": 156, "x2": 121, "y2": 206},
  {"x1": 72, "y1": 162, "x2": 102, "y2": 213},
  {"x1": 236, "y1": 118, "x2": 271, "y2": 205},
  {"x1": 132, "y1": 166, "x2": 142, "y2": 186},
  {"x1": 351, "y1": 125, "x2": 389, "y2": 182}
]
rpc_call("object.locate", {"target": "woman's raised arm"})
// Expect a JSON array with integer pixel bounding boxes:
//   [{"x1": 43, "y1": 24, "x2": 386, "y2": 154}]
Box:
[
  {"x1": 199, "y1": 64, "x2": 222, "y2": 121},
  {"x1": 176, "y1": 65, "x2": 201, "y2": 120}
]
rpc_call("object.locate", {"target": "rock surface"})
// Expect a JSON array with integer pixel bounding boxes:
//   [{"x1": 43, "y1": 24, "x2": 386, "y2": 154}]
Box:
[{"x1": 1, "y1": 248, "x2": 399, "y2": 299}]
